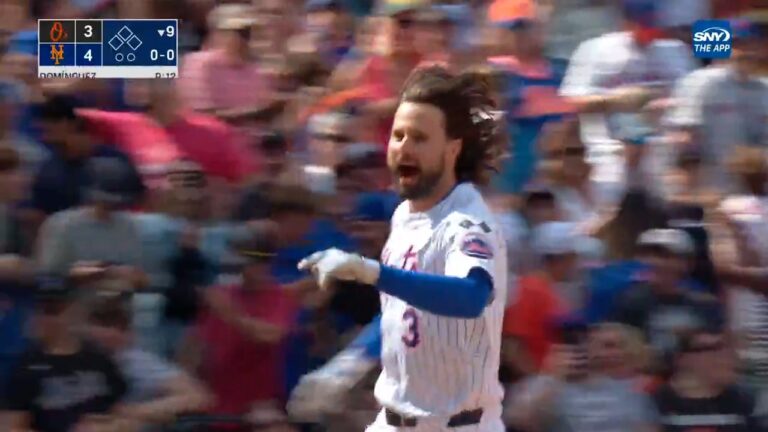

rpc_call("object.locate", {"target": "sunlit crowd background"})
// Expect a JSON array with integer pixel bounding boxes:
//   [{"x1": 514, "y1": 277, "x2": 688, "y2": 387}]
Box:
[{"x1": 1, "y1": 0, "x2": 768, "y2": 431}]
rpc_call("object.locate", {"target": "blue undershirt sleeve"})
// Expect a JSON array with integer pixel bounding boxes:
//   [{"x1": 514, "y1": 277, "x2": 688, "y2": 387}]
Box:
[{"x1": 375, "y1": 267, "x2": 493, "y2": 318}]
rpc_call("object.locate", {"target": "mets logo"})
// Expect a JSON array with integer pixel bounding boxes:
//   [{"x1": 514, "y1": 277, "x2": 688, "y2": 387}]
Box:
[
  {"x1": 50, "y1": 44, "x2": 65, "y2": 65},
  {"x1": 460, "y1": 233, "x2": 493, "y2": 260}
]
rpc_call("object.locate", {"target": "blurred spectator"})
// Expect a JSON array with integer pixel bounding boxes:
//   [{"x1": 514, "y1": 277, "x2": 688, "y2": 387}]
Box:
[
  {"x1": 0, "y1": 145, "x2": 34, "y2": 405},
  {"x1": 502, "y1": 222, "x2": 587, "y2": 376},
  {"x1": 543, "y1": 0, "x2": 622, "y2": 61},
  {"x1": 333, "y1": 143, "x2": 390, "y2": 217},
  {"x1": 498, "y1": 186, "x2": 559, "y2": 277},
  {"x1": 413, "y1": 5, "x2": 464, "y2": 67},
  {"x1": 181, "y1": 222, "x2": 300, "y2": 417},
  {"x1": 36, "y1": 157, "x2": 148, "y2": 291},
  {"x1": 337, "y1": 0, "x2": 424, "y2": 146},
  {"x1": 80, "y1": 79, "x2": 258, "y2": 186},
  {"x1": 664, "y1": 18, "x2": 768, "y2": 192},
  {"x1": 505, "y1": 321, "x2": 656, "y2": 432},
  {"x1": 596, "y1": 187, "x2": 669, "y2": 261},
  {"x1": 306, "y1": 110, "x2": 356, "y2": 167},
  {"x1": 267, "y1": 183, "x2": 352, "y2": 284},
  {"x1": 488, "y1": 0, "x2": 573, "y2": 194},
  {"x1": 613, "y1": 228, "x2": 723, "y2": 373},
  {"x1": 179, "y1": 3, "x2": 275, "y2": 122},
  {"x1": 2, "y1": 276, "x2": 127, "y2": 432},
  {"x1": 663, "y1": 148, "x2": 722, "y2": 207},
  {"x1": 236, "y1": 133, "x2": 293, "y2": 221},
  {"x1": 328, "y1": 192, "x2": 396, "y2": 328},
  {"x1": 560, "y1": 0, "x2": 695, "y2": 192},
  {"x1": 87, "y1": 294, "x2": 210, "y2": 430},
  {"x1": 653, "y1": 327, "x2": 759, "y2": 431},
  {"x1": 0, "y1": 80, "x2": 48, "y2": 175},
  {"x1": 133, "y1": 160, "x2": 244, "y2": 355},
  {"x1": 715, "y1": 147, "x2": 768, "y2": 397},
  {"x1": 304, "y1": 0, "x2": 354, "y2": 68},
  {"x1": 29, "y1": 95, "x2": 145, "y2": 217},
  {"x1": 543, "y1": 120, "x2": 619, "y2": 229},
  {"x1": 589, "y1": 322, "x2": 654, "y2": 392}
]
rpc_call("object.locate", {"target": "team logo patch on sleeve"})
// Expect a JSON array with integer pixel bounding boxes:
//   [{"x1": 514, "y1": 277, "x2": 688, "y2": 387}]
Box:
[{"x1": 460, "y1": 233, "x2": 494, "y2": 259}]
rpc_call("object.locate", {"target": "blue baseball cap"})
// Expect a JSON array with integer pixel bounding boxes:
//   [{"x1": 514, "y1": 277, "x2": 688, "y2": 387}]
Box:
[{"x1": 350, "y1": 192, "x2": 400, "y2": 222}]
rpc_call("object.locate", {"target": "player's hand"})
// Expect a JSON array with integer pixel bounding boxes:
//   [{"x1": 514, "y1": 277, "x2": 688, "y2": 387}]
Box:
[
  {"x1": 297, "y1": 248, "x2": 381, "y2": 290},
  {"x1": 287, "y1": 349, "x2": 376, "y2": 422}
]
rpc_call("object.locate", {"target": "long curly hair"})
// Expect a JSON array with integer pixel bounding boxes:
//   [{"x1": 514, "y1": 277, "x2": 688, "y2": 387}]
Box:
[{"x1": 399, "y1": 65, "x2": 506, "y2": 186}]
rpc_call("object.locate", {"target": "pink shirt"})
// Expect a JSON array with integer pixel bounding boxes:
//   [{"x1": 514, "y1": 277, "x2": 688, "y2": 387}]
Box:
[
  {"x1": 197, "y1": 284, "x2": 299, "y2": 414},
  {"x1": 79, "y1": 109, "x2": 258, "y2": 183},
  {"x1": 179, "y1": 49, "x2": 271, "y2": 112}
]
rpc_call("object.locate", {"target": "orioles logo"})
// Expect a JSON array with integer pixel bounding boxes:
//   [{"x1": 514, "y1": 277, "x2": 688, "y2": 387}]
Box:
[{"x1": 49, "y1": 21, "x2": 67, "y2": 42}]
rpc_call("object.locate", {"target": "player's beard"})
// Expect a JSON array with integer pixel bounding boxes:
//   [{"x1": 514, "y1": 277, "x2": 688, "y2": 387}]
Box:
[{"x1": 393, "y1": 159, "x2": 445, "y2": 201}]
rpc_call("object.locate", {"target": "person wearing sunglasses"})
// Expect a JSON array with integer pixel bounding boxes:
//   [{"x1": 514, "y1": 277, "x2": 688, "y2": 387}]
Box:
[
  {"x1": 2, "y1": 276, "x2": 127, "y2": 432},
  {"x1": 653, "y1": 328, "x2": 759, "y2": 432}
]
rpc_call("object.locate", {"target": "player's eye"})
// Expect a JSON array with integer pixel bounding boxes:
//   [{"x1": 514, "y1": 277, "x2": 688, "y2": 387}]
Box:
[{"x1": 392, "y1": 130, "x2": 405, "y2": 141}]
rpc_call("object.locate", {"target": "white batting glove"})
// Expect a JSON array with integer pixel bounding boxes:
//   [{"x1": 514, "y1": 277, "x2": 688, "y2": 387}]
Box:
[
  {"x1": 297, "y1": 248, "x2": 381, "y2": 290},
  {"x1": 287, "y1": 348, "x2": 377, "y2": 422}
]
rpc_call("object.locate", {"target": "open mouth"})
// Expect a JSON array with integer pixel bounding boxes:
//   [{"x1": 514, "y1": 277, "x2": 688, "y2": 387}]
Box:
[{"x1": 396, "y1": 164, "x2": 421, "y2": 182}]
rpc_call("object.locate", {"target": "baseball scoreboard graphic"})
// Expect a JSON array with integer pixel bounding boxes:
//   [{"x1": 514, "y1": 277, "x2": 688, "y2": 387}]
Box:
[{"x1": 38, "y1": 19, "x2": 179, "y2": 79}]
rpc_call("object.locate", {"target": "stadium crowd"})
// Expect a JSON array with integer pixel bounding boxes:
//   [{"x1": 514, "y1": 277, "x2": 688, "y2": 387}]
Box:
[{"x1": 1, "y1": 0, "x2": 768, "y2": 431}]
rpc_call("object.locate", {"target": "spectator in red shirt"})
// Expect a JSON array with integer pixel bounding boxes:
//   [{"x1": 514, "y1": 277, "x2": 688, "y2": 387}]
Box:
[
  {"x1": 336, "y1": 0, "x2": 424, "y2": 147},
  {"x1": 178, "y1": 4, "x2": 275, "y2": 123},
  {"x1": 181, "y1": 222, "x2": 299, "y2": 417},
  {"x1": 80, "y1": 80, "x2": 258, "y2": 187},
  {"x1": 502, "y1": 222, "x2": 584, "y2": 375}
]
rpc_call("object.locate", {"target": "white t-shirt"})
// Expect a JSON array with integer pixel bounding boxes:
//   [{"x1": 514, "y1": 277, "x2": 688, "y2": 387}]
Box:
[
  {"x1": 560, "y1": 32, "x2": 697, "y2": 188},
  {"x1": 372, "y1": 183, "x2": 507, "y2": 427}
]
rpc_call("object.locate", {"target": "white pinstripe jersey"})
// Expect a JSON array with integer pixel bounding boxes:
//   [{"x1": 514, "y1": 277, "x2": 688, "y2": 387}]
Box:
[{"x1": 373, "y1": 183, "x2": 507, "y2": 418}]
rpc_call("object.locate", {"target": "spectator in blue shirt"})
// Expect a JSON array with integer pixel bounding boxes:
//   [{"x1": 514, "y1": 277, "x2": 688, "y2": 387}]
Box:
[
  {"x1": 0, "y1": 145, "x2": 35, "y2": 404},
  {"x1": 29, "y1": 95, "x2": 145, "y2": 219}
]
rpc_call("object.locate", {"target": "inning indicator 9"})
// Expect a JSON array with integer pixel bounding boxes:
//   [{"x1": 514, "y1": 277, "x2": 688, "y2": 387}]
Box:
[{"x1": 38, "y1": 19, "x2": 179, "y2": 79}]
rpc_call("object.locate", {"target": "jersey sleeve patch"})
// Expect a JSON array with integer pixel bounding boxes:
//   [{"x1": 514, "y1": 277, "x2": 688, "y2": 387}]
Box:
[{"x1": 460, "y1": 233, "x2": 494, "y2": 260}]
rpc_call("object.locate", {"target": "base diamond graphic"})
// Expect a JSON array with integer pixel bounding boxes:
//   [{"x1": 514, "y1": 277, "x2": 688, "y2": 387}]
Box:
[
  {"x1": 108, "y1": 35, "x2": 125, "y2": 50},
  {"x1": 117, "y1": 26, "x2": 134, "y2": 41},
  {"x1": 126, "y1": 35, "x2": 142, "y2": 50}
]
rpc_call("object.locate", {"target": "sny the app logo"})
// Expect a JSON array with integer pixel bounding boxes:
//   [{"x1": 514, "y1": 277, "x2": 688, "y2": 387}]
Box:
[
  {"x1": 49, "y1": 44, "x2": 65, "y2": 65},
  {"x1": 692, "y1": 20, "x2": 732, "y2": 59}
]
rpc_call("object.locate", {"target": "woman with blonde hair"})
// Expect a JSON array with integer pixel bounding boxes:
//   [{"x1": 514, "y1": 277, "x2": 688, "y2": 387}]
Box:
[{"x1": 589, "y1": 322, "x2": 657, "y2": 392}]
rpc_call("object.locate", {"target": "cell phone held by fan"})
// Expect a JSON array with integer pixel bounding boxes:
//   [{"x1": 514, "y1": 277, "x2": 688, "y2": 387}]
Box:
[{"x1": 556, "y1": 319, "x2": 590, "y2": 380}]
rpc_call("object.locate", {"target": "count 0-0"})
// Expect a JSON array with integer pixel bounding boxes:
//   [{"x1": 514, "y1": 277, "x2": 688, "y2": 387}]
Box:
[{"x1": 150, "y1": 49, "x2": 175, "y2": 61}]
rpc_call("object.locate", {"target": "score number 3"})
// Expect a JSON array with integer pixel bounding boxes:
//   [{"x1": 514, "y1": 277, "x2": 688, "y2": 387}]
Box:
[{"x1": 402, "y1": 308, "x2": 420, "y2": 348}]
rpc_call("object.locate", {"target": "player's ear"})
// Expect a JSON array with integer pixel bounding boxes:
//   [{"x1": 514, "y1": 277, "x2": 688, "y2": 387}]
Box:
[{"x1": 447, "y1": 137, "x2": 462, "y2": 164}]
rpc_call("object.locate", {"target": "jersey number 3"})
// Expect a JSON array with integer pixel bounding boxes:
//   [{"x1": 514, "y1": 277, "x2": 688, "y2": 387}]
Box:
[{"x1": 402, "y1": 307, "x2": 420, "y2": 348}]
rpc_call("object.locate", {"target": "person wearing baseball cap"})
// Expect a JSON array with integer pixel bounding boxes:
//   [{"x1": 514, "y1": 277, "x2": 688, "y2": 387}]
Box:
[
  {"x1": 338, "y1": 0, "x2": 426, "y2": 148},
  {"x1": 5, "y1": 275, "x2": 128, "y2": 432},
  {"x1": 36, "y1": 157, "x2": 149, "y2": 292},
  {"x1": 186, "y1": 221, "x2": 300, "y2": 417},
  {"x1": 487, "y1": 0, "x2": 575, "y2": 195},
  {"x1": 502, "y1": 222, "x2": 590, "y2": 371},
  {"x1": 613, "y1": 228, "x2": 723, "y2": 373}
]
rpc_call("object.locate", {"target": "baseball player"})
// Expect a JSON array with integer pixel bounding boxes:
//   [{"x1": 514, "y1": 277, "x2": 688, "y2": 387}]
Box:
[{"x1": 290, "y1": 66, "x2": 508, "y2": 431}]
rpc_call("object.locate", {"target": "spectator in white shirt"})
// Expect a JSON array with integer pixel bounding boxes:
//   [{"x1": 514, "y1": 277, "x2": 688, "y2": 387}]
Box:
[{"x1": 559, "y1": 0, "x2": 696, "y2": 193}]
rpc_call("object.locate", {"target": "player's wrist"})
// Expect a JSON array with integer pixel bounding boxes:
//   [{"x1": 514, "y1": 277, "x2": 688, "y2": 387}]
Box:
[{"x1": 357, "y1": 255, "x2": 381, "y2": 285}]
